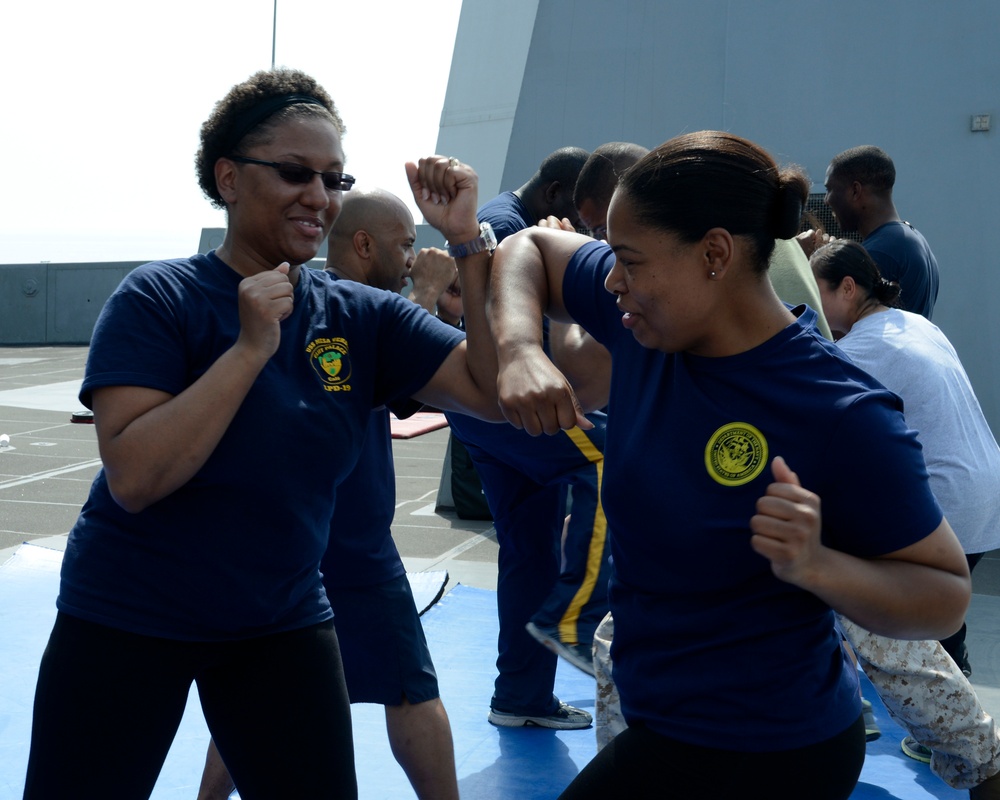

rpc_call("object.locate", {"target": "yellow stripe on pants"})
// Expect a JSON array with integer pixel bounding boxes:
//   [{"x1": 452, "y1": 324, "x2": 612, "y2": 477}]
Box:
[{"x1": 558, "y1": 426, "x2": 608, "y2": 644}]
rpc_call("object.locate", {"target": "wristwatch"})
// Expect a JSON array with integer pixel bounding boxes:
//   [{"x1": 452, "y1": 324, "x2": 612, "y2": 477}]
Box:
[{"x1": 447, "y1": 222, "x2": 497, "y2": 259}]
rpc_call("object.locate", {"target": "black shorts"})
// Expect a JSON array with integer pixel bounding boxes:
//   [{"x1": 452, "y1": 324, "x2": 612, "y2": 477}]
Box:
[{"x1": 327, "y1": 573, "x2": 440, "y2": 706}]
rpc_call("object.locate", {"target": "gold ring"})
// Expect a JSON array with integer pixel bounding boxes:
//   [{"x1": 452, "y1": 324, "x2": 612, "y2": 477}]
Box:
[{"x1": 448, "y1": 157, "x2": 460, "y2": 168}]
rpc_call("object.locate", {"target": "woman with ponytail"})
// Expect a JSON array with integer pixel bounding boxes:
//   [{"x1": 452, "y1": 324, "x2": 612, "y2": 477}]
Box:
[
  {"x1": 485, "y1": 131, "x2": 970, "y2": 798},
  {"x1": 810, "y1": 239, "x2": 903, "y2": 338}
]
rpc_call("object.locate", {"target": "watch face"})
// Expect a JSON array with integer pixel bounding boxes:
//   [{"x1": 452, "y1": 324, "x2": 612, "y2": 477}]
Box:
[{"x1": 480, "y1": 222, "x2": 497, "y2": 251}]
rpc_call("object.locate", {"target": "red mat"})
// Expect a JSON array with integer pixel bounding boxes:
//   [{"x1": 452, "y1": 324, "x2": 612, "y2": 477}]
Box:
[{"x1": 389, "y1": 411, "x2": 449, "y2": 439}]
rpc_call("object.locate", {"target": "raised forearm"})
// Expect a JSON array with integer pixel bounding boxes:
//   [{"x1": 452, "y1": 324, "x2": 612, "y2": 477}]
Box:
[
  {"x1": 490, "y1": 229, "x2": 592, "y2": 434},
  {"x1": 454, "y1": 249, "x2": 499, "y2": 401},
  {"x1": 490, "y1": 229, "x2": 556, "y2": 361}
]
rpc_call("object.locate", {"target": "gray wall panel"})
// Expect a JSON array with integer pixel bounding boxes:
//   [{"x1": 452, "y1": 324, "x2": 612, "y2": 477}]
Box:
[
  {"x1": 48, "y1": 265, "x2": 138, "y2": 344},
  {"x1": 0, "y1": 262, "x2": 143, "y2": 345},
  {"x1": 0, "y1": 265, "x2": 47, "y2": 344},
  {"x1": 436, "y1": 0, "x2": 541, "y2": 199}
]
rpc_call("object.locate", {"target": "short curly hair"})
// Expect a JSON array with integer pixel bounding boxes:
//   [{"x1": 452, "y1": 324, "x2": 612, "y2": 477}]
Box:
[{"x1": 196, "y1": 68, "x2": 345, "y2": 209}]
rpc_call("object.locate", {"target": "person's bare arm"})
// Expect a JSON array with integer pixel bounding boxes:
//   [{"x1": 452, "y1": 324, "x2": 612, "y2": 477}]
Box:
[
  {"x1": 516, "y1": 215, "x2": 612, "y2": 412},
  {"x1": 548, "y1": 321, "x2": 611, "y2": 413},
  {"x1": 490, "y1": 227, "x2": 594, "y2": 434},
  {"x1": 750, "y1": 457, "x2": 970, "y2": 639},
  {"x1": 405, "y1": 156, "x2": 498, "y2": 406},
  {"x1": 409, "y1": 340, "x2": 501, "y2": 421},
  {"x1": 94, "y1": 265, "x2": 294, "y2": 513}
]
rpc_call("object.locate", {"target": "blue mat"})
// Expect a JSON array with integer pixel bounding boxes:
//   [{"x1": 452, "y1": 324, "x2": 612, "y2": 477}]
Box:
[{"x1": 0, "y1": 544, "x2": 965, "y2": 798}]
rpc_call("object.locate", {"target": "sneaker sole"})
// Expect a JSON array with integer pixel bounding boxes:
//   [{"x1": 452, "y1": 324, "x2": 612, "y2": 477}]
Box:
[
  {"x1": 525, "y1": 622, "x2": 597, "y2": 677},
  {"x1": 487, "y1": 709, "x2": 592, "y2": 730},
  {"x1": 861, "y1": 699, "x2": 881, "y2": 742},
  {"x1": 901, "y1": 738, "x2": 932, "y2": 764}
]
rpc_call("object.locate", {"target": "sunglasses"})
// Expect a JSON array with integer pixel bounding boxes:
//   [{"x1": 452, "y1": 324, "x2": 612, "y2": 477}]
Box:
[{"x1": 229, "y1": 155, "x2": 355, "y2": 192}]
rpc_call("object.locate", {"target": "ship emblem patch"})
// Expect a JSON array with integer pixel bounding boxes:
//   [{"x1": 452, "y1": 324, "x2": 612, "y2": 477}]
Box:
[{"x1": 704, "y1": 422, "x2": 768, "y2": 486}]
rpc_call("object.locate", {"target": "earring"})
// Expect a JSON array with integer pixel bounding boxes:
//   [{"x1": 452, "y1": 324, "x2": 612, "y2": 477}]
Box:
[{"x1": 710, "y1": 271, "x2": 717, "y2": 278}]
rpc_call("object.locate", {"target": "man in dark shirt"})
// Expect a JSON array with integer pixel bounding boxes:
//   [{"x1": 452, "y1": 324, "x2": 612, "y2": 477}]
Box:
[{"x1": 823, "y1": 145, "x2": 940, "y2": 318}]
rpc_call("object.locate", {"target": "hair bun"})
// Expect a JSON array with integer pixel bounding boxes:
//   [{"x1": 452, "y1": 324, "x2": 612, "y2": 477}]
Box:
[
  {"x1": 872, "y1": 275, "x2": 903, "y2": 305},
  {"x1": 770, "y1": 185, "x2": 803, "y2": 240}
]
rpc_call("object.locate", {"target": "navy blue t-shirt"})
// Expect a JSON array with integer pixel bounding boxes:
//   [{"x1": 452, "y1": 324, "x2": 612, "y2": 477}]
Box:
[
  {"x1": 477, "y1": 191, "x2": 534, "y2": 241},
  {"x1": 562, "y1": 240, "x2": 943, "y2": 750},
  {"x1": 319, "y1": 273, "x2": 434, "y2": 589},
  {"x1": 863, "y1": 221, "x2": 940, "y2": 319},
  {"x1": 60, "y1": 253, "x2": 463, "y2": 640},
  {"x1": 319, "y1": 400, "x2": 420, "y2": 589}
]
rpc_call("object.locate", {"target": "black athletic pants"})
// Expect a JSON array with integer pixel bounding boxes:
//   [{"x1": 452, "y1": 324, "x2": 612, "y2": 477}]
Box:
[
  {"x1": 23, "y1": 612, "x2": 356, "y2": 799},
  {"x1": 558, "y1": 715, "x2": 866, "y2": 800}
]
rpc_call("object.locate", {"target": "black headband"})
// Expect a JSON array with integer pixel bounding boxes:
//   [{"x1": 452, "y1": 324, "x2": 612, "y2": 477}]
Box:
[{"x1": 224, "y1": 93, "x2": 325, "y2": 154}]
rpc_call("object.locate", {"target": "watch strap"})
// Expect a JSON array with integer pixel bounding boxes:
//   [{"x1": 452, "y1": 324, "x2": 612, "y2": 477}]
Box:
[{"x1": 447, "y1": 222, "x2": 496, "y2": 259}]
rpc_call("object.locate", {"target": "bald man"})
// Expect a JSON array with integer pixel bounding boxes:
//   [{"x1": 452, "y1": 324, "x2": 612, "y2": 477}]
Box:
[
  {"x1": 327, "y1": 187, "x2": 419, "y2": 292},
  {"x1": 198, "y1": 189, "x2": 460, "y2": 800}
]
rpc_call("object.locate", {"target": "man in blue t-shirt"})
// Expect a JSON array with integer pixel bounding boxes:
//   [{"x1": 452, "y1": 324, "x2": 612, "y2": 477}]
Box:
[
  {"x1": 444, "y1": 147, "x2": 616, "y2": 730},
  {"x1": 822, "y1": 145, "x2": 940, "y2": 320},
  {"x1": 198, "y1": 189, "x2": 462, "y2": 800}
]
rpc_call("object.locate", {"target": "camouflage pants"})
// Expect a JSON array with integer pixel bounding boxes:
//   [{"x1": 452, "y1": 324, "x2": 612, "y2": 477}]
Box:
[
  {"x1": 595, "y1": 611, "x2": 1000, "y2": 788},
  {"x1": 594, "y1": 612, "x2": 626, "y2": 751},
  {"x1": 839, "y1": 616, "x2": 1000, "y2": 789}
]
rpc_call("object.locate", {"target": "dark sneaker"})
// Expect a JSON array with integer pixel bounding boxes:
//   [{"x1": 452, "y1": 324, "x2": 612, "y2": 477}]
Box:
[
  {"x1": 952, "y1": 642, "x2": 973, "y2": 678},
  {"x1": 900, "y1": 735, "x2": 932, "y2": 763},
  {"x1": 525, "y1": 621, "x2": 596, "y2": 677},
  {"x1": 488, "y1": 701, "x2": 593, "y2": 730},
  {"x1": 862, "y1": 698, "x2": 881, "y2": 742}
]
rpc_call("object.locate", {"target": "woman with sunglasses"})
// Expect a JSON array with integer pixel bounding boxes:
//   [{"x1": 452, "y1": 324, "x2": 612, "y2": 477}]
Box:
[
  {"x1": 481, "y1": 131, "x2": 970, "y2": 798},
  {"x1": 22, "y1": 69, "x2": 504, "y2": 799}
]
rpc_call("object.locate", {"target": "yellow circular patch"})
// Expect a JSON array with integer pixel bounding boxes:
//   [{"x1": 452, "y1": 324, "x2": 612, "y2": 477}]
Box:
[{"x1": 704, "y1": 422, "x2": 768, "y2": 486}]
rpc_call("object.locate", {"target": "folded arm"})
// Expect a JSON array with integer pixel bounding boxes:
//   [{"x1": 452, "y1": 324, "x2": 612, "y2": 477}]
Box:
[
  {"x1": 750, "y1": 457, "x2": 971, "y2": 639},
  {"x1": 94, "y1": 266, "x2": 294, "y2": 513}
]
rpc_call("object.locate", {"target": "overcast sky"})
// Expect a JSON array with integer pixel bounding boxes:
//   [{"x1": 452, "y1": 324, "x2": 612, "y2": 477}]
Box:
[{"x1": 0, "y1": 0, "x2": 462, "y2": 264}]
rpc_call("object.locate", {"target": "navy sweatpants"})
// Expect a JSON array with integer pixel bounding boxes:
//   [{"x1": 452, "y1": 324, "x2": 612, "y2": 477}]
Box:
[{"x1": 448, "y1": 411, "x2": 610, "y2": 715}]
